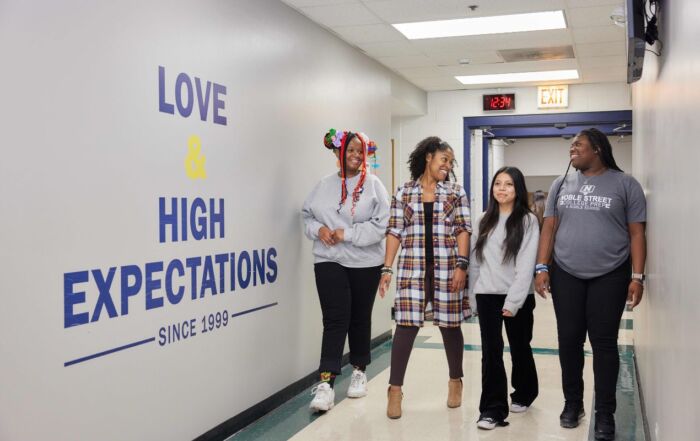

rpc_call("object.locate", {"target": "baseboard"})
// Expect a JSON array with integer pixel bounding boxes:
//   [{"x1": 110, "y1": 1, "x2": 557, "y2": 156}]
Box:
[
  {"x1": 634, "y1": 352, "x2": 652, "y2": 441},
  {"x1": 194, "y1": 329, "x2": 393, "y2": 441}
]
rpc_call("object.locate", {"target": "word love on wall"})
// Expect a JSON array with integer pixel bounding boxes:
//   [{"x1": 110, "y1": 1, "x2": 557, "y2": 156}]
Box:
[{"x1": 158, "y1": 66, "x2": 227, "y2": 125}]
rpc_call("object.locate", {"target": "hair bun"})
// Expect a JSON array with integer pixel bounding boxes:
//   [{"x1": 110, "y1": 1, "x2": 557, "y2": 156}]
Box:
[{"x1": 323, "y1": 128, "x2": 346, "y2": 150}]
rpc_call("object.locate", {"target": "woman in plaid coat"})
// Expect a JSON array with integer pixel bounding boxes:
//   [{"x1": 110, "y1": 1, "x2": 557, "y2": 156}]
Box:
[{"x1": 378, "y1": 136, "x2": 472, "y2": 419}]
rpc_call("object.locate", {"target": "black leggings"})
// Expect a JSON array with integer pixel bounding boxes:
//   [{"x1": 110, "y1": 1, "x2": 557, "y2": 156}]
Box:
[
  {"x1": 550, "y1": 260, "x2": 630, "y2": 413},
  {"x1": 314, "y1": 262, "x2": 381, "y2": 374},
  {"x1": 389, "y1": 324, "x2": 464, "y2": 386}
]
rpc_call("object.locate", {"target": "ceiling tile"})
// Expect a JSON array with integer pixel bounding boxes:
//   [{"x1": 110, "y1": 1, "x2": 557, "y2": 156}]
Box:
[
  {"x1": 409, "y1": 29, "x2": 573, "y2": 54},
  {"x1": 565, "y1": 0, "x2": 622, "y2": 7},
  {"x1": 567, "y1": 4, "x2": 623, "y2": 28},
  {"x1": 332, "y1": 23, "x2": 406, "y2": 44},
  {"x1": 376, "y1": 54, "x2": 435, "y2": 69},
  {"x1": 575, "y1": 41, "x2": 625, "y2": 57},
  {"x1": 282, "y1": 0, "x2": 359, "y2": 7},
  {"x1": 444, "y1": 59, "x2": 579, "y2": 76},
  {"x1": 571, "y1": 24, "x2": 625, "y2": 43},
  {"x1": 396, "y1": 66, "x2": 449, "y2": 79},
  {"x1": 300, "y1": 3, "x2": 382, "y2": 26},
  {"x1": 578, "y1": 55, "x2": 626, "y2": 69},
  {"x1": 426, "y1": 51, "x2": 505, "y2": 66},
  {"x1": 364, "y1": 0, "x2": 567, "y2": 24},
  {"x1": 357, "y1": 40, "x2": 422, "y2": 57}
]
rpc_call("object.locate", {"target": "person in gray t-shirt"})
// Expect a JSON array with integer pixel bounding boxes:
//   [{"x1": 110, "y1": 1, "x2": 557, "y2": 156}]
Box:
[{"x1": 534, "y1": 128, "x2": 647, "y2": 440}]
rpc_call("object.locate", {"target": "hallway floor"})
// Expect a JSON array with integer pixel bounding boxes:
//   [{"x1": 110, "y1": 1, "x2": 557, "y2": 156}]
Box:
[{"x1": 229, "y1": 296, "x2": 645, "y2": 441}]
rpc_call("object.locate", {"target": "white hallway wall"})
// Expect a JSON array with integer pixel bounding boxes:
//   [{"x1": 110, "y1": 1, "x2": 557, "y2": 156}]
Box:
[
  {"x1": 504, "y1": 136, "x2": 633, "y2": 193},
  {"x1": 392, "y1": 83, "x2": 632, "y2": 202},
  {"x1": 632, "y1": 1, "x2": 700, "y2": 439},
  {"x1": 0, "y1": 0, "x2": 421, "y2": 440}
]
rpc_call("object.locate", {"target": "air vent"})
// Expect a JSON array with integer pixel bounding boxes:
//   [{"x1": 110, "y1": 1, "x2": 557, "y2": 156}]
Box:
[{"x1": 498, "y1": 46, "x2": 574, "y2": 63}]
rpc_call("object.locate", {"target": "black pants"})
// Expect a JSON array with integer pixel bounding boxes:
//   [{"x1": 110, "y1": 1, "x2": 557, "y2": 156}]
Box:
[
  {"x1": 476, "y1": 294, "x2": 538, "y2": 420},
  {"x1": 314, "y1": 262, "x2": 381, "y2": 374},
  {"x1": 550, "y1": 260, "x2": 630, "y2": 414}
]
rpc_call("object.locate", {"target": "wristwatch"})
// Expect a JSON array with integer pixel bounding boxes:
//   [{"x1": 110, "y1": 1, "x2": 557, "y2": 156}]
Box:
[{"x1": 631, "y1": 273, "x2": 645, "y2": 283}]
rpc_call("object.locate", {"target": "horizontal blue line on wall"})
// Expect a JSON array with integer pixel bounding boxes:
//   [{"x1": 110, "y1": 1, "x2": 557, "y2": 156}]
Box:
[
  {"x1": 64, "y1": 302, "x2": 279, "y2": 367},
  {"x1": 64, "y1": 337, "x2": 155, "y2": 367}
]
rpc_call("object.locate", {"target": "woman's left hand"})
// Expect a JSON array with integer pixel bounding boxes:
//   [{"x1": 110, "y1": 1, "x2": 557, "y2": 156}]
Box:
[
  {"x1": 331, "y1": 229, "x2": 344, "y2": 242},
  {"x1": 627, "y1": 280, "x2": 644, "y2": 309},
  {"x1": 450, "y1": 268, "x2": 467, "y2": 293},
  {"x1": 502, "y1": 309, "x2": 514, "y2": 317}
]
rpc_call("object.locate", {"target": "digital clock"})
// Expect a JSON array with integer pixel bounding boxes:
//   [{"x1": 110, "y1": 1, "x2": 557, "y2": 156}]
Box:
[{"x1": 483, "y1": 94, "x2": 515, "y2": 111}]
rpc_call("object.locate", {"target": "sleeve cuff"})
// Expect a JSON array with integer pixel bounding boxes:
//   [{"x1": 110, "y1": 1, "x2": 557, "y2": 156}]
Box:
[
  {"x1": 503, "y1": 300, "x2": 520, "y2": 317},
  {"x1": 386, "y1": 228, "x2": 401, "y2": 238},
  {"x1": 344, "y1": 227, "x2": 355, "y2": 243}
]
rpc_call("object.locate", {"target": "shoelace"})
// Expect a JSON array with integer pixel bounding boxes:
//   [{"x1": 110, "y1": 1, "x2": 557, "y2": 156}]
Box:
[
  {"x1": 311, "y1": 384, "x2": 329, "y2": 397},
  {"x1": 350, "y1": 371, "x2": 364, "y2": 388}
]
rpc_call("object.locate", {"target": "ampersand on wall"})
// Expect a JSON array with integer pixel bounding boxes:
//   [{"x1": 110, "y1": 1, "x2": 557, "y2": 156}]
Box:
[{"x1": 185, "y1": 135, "x2": 207, "y2": 179}]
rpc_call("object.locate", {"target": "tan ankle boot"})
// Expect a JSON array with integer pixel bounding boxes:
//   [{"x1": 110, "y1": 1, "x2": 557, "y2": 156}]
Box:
[
  {"x1": 387, "y1": 386, "x2": 403, "y2": 419},
  {"x1": 447, "y1": 378, "x2": 462, "y2": 408}
]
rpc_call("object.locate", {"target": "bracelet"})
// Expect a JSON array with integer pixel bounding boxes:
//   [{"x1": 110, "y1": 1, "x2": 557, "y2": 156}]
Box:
[
  {"x1": 631, "y1": 278, "x2": 644, "y2": 286},
  {"x1": 535, "y1": 264, "x2": 549, "y2": 274},
  {"x1": 381, "y1": 266, "x2": 393, "y2": 275}
]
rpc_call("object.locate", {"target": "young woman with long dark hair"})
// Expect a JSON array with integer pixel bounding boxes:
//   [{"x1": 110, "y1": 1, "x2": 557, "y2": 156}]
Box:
[
  {"x1": 378, "y1": 136, "x2": 472, "y2": 419},
  {"x1": 468, "y1": 166, "x2": 540, "y2": 429},
  {"x1": 534, "y1": 128, "x2": 647, "y2": 440}
]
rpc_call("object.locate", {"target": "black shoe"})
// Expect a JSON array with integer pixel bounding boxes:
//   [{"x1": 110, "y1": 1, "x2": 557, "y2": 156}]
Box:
[
  {"x1": 594, "y1": 412, "x2": 615, "y2": 440},
  {"x1": 560, "y1": 401, "x2": 585, "y2": 428}
]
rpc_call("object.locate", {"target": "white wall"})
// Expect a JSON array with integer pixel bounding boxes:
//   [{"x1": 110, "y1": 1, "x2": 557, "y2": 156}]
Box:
[
  {"x1": 392, "y1": 83, "x2": 633, "y2": 201},
  {"x1": 0, "y1": 1, "x2": 397, "y2": 440},
  {"x1": 501, "y1": 136, "x2": 633, "y2": 194},
  {"x1": 631, "y1": 1, "x2": 700, "y2": 439}
]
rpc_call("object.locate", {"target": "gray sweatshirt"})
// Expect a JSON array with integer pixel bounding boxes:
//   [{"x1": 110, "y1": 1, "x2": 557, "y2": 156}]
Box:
[
  {"x1": 302, "y1": 172, "x2": 390, "y2": 268},
  {"x1": 468, "y1": 212, "x2": 539, "y2": 316}
]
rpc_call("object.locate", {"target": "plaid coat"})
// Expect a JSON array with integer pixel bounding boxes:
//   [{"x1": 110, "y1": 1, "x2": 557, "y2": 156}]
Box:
[{"x1": 387, "y1": 180, "x2": 472, "y2": 327}]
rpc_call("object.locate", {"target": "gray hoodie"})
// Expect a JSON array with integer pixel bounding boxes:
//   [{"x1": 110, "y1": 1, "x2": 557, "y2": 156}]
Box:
[
  {"x1": 468, "y1": 212, "x2": 539, "y2": 316},
  {"x1": 302, "y1": 172, "x2": 390, "y2": 267}
]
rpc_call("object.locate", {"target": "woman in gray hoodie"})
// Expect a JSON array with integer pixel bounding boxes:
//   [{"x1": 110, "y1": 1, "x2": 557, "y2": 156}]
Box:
[
  {"x1": 302, "y1": 129, "x2": 390, "y2": 413},
  {"x1": 468, "y1": 166, "x2": 540, "y2": 430}
]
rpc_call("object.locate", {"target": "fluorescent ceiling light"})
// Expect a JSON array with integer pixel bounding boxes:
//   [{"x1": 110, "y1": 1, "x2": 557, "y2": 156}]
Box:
[
  {"x1": 393, "y1": 10, "x2": 566, "y2": 40},
  {"x1": 455, "y1": 70, "x2": 579, "y2": 85}
]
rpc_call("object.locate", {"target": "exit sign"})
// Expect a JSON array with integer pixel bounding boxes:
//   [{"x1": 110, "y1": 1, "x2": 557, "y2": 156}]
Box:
[{"x1": 538, "y1": 85, "x2": 569, "y2": 108}]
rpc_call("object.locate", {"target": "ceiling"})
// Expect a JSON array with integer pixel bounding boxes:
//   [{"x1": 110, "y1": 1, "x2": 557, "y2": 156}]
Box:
[{"x1": 280, "y1": 0, "x2": 627, "y2": 91}]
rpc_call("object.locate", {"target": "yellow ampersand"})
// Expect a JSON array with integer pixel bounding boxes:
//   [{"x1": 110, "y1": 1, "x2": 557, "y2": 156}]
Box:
[{"x1": 185, "y1": 135, "x2": 207, "y2": 179}]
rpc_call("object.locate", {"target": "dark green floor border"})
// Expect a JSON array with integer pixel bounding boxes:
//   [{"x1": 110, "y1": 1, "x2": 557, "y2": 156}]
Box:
[
  {"x1": 195, "y1": 330, "x2": 392, "y2": 441},
  {"x1": 586, "y1": 346, "x2": 646, "y2": 440}
]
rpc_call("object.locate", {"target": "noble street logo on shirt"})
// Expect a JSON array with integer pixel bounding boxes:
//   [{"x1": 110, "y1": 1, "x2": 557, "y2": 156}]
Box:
[
  {"x1": 579, "y1": 185, "x2": 595, "y2": 195},
  {"x1": 559, "y1": 187, "x2": 612, "y2": 211}
]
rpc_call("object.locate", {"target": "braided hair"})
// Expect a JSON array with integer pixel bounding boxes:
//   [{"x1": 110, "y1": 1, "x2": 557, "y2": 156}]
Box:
[{"x1": 324, "y1": 129, "x2": 368, "y2": 216}]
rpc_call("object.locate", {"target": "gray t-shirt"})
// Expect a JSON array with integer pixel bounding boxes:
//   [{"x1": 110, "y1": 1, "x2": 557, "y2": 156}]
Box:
[{"x1": 544, "y1": 169, "x2": 646, "y2": 279}]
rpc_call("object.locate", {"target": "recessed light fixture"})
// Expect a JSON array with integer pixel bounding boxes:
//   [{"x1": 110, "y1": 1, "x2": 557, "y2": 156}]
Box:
[
  {"x1": 455, "y1": 69, "x2": 579, "y2": 85},
  {"x1": 393, "y1": 10, "x2": 566, "y2": 40}
]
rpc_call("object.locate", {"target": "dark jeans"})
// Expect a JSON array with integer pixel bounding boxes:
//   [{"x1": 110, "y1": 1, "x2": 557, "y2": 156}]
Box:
[
  {"x1": 550, "y1": 260, "x2": 630, "y2": 414},
  {"x1": 314, "y1": 262, "x2": 381, "y2": 374},
  {"x1": 476, "y1": 294, "x2": 538, "y2": 420}
]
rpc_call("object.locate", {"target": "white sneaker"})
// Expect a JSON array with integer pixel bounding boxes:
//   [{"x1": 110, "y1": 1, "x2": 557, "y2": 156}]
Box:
[
  {"x1": 309, "y1": 382, "x2": 335, "y2": 412},
  {"x1": 347, "y1": 369, "x2": 368, "y2": 398},
  {"x1": 510, "y1": 402, "x2": 528, "y2": 413}
]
